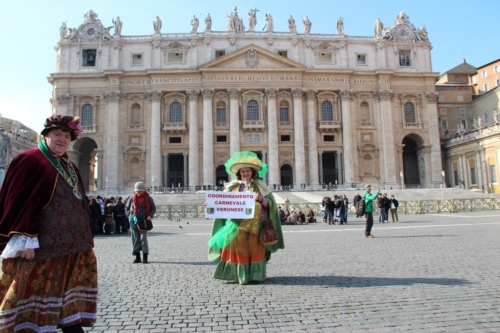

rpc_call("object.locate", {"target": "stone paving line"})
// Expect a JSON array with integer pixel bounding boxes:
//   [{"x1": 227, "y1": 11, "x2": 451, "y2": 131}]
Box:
[{"x1": 87, "y1": 211, "x2": 500, "y2": 333}]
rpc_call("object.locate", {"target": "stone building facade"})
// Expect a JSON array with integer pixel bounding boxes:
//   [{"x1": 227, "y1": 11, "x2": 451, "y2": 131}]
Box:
[{"x1": 49, "y1": 10, "x2": 443, "y2": 193}]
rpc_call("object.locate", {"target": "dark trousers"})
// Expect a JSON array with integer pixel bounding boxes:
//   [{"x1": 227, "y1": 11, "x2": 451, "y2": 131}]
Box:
[
  {"x1": 365, "y1": 212, "x2": 374, "y2": 236},
  {"x1": 114, "y1": 216, "x2": 124, "y2": 233}
]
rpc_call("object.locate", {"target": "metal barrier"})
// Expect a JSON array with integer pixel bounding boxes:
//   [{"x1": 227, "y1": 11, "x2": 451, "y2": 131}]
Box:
[{"x1": 153, "y1": 198, "x2": 500, "y2": 219}]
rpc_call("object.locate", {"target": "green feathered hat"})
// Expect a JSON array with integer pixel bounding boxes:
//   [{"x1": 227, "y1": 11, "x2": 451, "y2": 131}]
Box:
[{"x1": 225, "y1": 151, "x2": 268, "y2": 178}]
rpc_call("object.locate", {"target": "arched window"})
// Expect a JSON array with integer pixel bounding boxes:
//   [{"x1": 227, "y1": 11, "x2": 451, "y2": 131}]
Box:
[
  {"x1": 216, "y1": 101, "x2": 226, "y2": 123},
  {"x1": 130, "y1": 158, "x2": 140, "y2": 180},
  {"x1": 82, "y1": 104, "x2": 93, "y2": 126},
  {"x1": 321, "y1": 101, "x2": 333, "y2": 121},
  {"x1": 247, "y1": 100, "x2": 259, "y2": 120},
  {"x1": 360, "y1": 101, "x2": 370, "y2": 125},
  {"x1": 404, "y1": 102, "x2": 416, "y2": 123},
  {"x1": 170, "y1": 102, "x2": 182, "y2": 122},
  {"x1": 279, "y1": 101, "x2": 289, "y2": 122},
  {"x1": 131, "y1": 103, "x2": 140, "y2": 124}
]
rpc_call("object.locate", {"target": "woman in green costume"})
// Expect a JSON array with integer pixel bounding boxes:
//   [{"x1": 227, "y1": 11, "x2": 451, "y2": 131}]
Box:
[{"x1": 208, "y1": 151, "x2": 285, "y2": 284}]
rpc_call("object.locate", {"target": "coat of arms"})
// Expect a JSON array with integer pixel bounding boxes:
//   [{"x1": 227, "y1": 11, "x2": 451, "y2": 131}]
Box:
[{"x1": 245, "y1": 49, "x2": 259, "y2": 68}]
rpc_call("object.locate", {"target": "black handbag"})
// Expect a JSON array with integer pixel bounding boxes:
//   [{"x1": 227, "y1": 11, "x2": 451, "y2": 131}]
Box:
[{"x1": 137, "y1": 218, "x2": 153, "y2": 232}]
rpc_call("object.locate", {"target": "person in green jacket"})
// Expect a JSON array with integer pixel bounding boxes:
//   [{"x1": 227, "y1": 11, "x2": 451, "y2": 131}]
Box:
[
  {"x1": 207, "y1": 151, "x2": 285, "y2": 284},
  {"x1": 362, "y1": 184, "x2": 380, "y2": 238}
]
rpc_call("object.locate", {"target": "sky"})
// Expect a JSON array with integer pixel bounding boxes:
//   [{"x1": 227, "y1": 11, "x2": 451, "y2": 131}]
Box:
[{"x1": 1, "y1": 0, "x2": 498, "y2": 133}]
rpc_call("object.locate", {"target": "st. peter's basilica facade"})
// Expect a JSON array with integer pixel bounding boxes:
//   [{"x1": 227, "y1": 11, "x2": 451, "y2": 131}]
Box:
[{"x1": 50, "y1": 9, "x2": 442, "y2": 193}]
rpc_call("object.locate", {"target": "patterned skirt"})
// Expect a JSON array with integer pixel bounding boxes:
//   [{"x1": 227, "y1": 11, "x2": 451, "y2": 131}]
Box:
[{"x1": 0, "y1": 249, "x2": 98, "y2": 332}]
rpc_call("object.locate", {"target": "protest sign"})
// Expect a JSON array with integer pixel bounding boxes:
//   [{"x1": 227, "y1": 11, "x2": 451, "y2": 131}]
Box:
[{"x1": 205, "y1": 191, "x2": 256, "y2": 219}]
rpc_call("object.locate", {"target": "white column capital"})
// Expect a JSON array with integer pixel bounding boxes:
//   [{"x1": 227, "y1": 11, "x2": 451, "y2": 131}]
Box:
[
  {"x1": 228, "y1": 88, "x2": 241, "y2": 99},
  {"x1": 187, "y1": 90, "x2": 200, "y2": 100},
  {"x1": 146, "y1": 90, "x2": 162, "y2": 102},
  {"x1": 291, "y1": 88, "x2": 304, "y2": 99},
  {"x1": 265, "y1": 88, "x2": 278, "y2": 99},
  {"x1": 202, "y1": 88, "x2": 214, "y2": 99}
]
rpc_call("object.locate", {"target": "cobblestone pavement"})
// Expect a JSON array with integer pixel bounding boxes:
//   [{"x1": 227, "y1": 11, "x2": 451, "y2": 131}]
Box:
[{"x1": 89, "y1": 211, "x2": 500, "y2": 332}]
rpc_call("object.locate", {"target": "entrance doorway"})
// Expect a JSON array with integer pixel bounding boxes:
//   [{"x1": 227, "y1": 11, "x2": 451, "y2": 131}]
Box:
[
  {"x1": 72, "y1": 137, "x2": 98, "y2": 191},
  {"x1": 215, "y1": 165, "x2": 229, "y2": 187},
  {"x1": 402, "y1": 136, "x2": 420, "y2": 186},
  {"x1": 280, "y1": 164, "x2": 293, "y2": 186},
  {"x1": 167, "y1": 154, "x2": 184, "y2": 187},
  {"x1": 322, "y1": 152, "x2": 338, "y2": 185}
]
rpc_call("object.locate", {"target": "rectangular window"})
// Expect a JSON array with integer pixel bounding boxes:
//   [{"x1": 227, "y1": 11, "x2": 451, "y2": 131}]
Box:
[
  {"x1": 495, "y1": 66, "x2": 499, "y2": 73},
  {"x1": 440, "y1": 108, "x2": 447, "y2": 114},
  {"x1": 356, "y1": 54, "x2": 366, "y2": 65},
  {"x1": 461, "y1": 119, "x2": 467, "y2": 129},
  {"x1": 483, "y1": 114, "x2": 488, "y2": 122},
  {"x1": 491, "y1": 165, "x2": 497, "y2": 183},
  {"x1": 441, "y1": 119, "x2": 448, "y2": 130},
  {"x1": 472, "y1": 76, "x2": 477, "y2": 84},
  {"x1": 318, "y1": 53, "x2": 332, "y2": 63},
  {"x1": 438, "y1": 96, "x2": 444, "y2": 102},
  {"x1": 278, "y1": 50, "x2": 288, "y2": 58},
  {"x1": 453, "y1": 169, "x2": 459, "y2": 186},
  {"x1": 323, "y1": 135, "x2": 335, "y2": 142},
  {"x1": 216, "y1": 135, "x2": 227, "y2": 143},
  {"x1": 279, "y1": 108, "x2": 289, "y2": 121},
  {"x1": 496, "y1": 79, "x2": 500, "y2": 87},
  {"x1": 167, "y1": 52, "x2": 183, "y2": 63},
  {"x1": 216, "y1": 108, "x2": 226, "y2": 123},
  {"x1": 169, "y1": 137, "x2": 181, "y2": 144},
  {"x1": 484, "y1": 84, "x2": 490, "y2": 92},
  {"x1": 280, "y1": 135, "x2": 291, "y2": 142},
  {"x1": 399, "y1": 50, "x2": 412, "y2": 66},
  {"x1": 482, "y1": 70, "x2": 488, "y2": 78},
  {"x1": 457, "y1": 96, "x2": 464, "y2": 102},
  {"x1": 215, "y1": 50, "x2": 225, "y2": 58},
  {"x1": 470, "y1": 167, "x2": 477, "y2": 184},
  {"x1": 132, "y1": 54, "x2": 143, "y2": 65},
  {"x1": 459, "y1": 108, "x2": 467, "y2": 115},
  {"x1": 82, "y1": 49, "x2": 96, "y2": 67}
]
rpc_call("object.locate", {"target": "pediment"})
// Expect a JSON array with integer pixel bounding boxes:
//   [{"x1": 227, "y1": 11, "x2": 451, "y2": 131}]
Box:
[{"x1": 199, "y1": 44, "x2": 305, "y2": 72}]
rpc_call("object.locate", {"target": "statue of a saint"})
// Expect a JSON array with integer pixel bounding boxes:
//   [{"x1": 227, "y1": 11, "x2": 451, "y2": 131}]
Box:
[
  {"x1": 60, "y1": 22, "x2": 67, "y2": 39},
  {"x1": 248, "y1": 9, "x2": 257, "y2": 31},
  {"x1": 265, "y1": 14, "x2": 273, "y2": 32},
  {"x1": 288, "y1": 15, "x2": 296, "y2": 33},
  {"x1": 477, "y1": 116, "x2": 483, "y2": 129},
  {"x1": 336, "y1": 17, "x2": 344, "y2": 34},
  {"x1": 191, "y1": 15, "x2": 199, "y2": 32},
  {"x1": 374, "y1": 18, "x2": 383, "y2": 37},
  {"x1": 302, "y1": 15, "x2": 311, "y2": 34},
  {"x1": 153, "y1": 16, "x2": 162, "y2": 34},
  {"x1": 112, "y1": 16, "x2": 122, "y2": 35},
  {"x1": 205, "y1": 13, "x2": 212, "y2": 31},
  {"x1": 494, "y1": 110, "x2": 499, "y2": 124},
  {"x1": 0, "y1": 127, "x2": 12, "y2": 169},
  {"x1": 472, "y1": 118, "x2": 477, "y2": 130}
]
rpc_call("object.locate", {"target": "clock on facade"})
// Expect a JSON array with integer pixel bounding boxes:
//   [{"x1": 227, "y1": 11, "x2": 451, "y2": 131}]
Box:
[
  {"x1": 83, "y1": 24, "x2": 99, "y2": 39},
  {"x1": 395, "y1": 25, "x2": 411, "y2": 40}
]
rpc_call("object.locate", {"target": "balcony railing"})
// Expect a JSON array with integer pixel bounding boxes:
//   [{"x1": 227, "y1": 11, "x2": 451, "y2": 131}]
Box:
[
  {"x1": 402, "y1": 122, "x2": 423, "y2": 129},
  {"x1": 242, "y1": 120, "x2": 266, "y2": 132},
  {"x1": 82, "y1": 125, "x2": 98, "y2": 133},
  {"x1": 318, "y1": 120, "x2": 341, "y2": 132},
  {"x1": 126, "y1": 124, "x2": 144, "y2": 131},
  {"x1": 163, "y1": 122, "x2": 187, "y2": 133}
]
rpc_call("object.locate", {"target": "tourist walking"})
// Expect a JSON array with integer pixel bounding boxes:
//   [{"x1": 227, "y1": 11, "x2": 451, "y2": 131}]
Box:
[
  {"x1": 389, "y1": 194, "x2": 399, "y2": 223},
  {"x1": 0, "y1": 115, "x2": 97, "y2": 332},
  {"x1": 126, "y1": 182, "x2": 156, "y2": 263},
  {"x1": 207, "y1": 151, "x2": 284, "y2": 284}
]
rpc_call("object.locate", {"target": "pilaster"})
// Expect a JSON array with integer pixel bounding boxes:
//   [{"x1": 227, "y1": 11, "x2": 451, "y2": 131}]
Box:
[
  {"x1": 265, "y1": 88, "x2": 279, "y2": 186},
  {"x1": 340, "y1": 90, "x2": 355, "y2": 184},
  {"x1": 202, "y1": 89, "x2": 214, "y2": 185},
  {"x1": 147, "y1": 91, "x2": 162, "y2": 187},
  {"x1": 292, "y1": 88, "x2": 306, "y2": 186},
  {"x1": 103, "y1": 90, "x2": 124, "y2": 193},
  {"x1": 425, "y1": 92, "x2": 444, "y2": 187},
  {"x1": 187, "y1": 90, "x2": 200, "y2": 186},
  {"x1": 228, "y1": 88, "x2": 241, "y2": 157},
  {"x1": 306, "y1": 90, "x2": 319, "y2": 186}
]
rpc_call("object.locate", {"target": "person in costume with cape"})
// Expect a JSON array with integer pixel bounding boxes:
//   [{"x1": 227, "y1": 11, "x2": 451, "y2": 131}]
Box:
[
  {"x1": 207, "y1": 151, "x2": 284, "y2": 284},
  {"x1": 0, "y1": 115, "x2": 97, "y2": 332}
]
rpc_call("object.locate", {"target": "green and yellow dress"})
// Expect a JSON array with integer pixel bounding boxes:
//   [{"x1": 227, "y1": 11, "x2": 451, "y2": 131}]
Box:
[{"x1": 208, "y1": 179, "x2": 284, "y2": 284}]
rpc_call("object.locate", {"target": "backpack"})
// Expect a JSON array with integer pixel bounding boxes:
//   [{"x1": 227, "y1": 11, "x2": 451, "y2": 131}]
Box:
[{"x1": 355, "y1": 198, "x2": 365, "y2": 216}]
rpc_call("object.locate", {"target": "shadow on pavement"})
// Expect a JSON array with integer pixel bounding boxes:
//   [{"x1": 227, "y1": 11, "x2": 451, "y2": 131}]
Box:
[
  {"x1": 265, "y1": 275, "x2": 470, "y2": 287},
  {"x1": 149, "y1": 261, "x2": 214, "y2": 266}
]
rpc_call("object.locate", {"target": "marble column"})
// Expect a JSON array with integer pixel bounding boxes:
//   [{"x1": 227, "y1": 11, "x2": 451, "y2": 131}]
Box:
[
  {"x1": 374, "y1": 90, "x2": 398, "y2": 186},
  {"x1": 425, "y1": 92, "x2": 444, "y2": 187},
  {"x1": 103, "y1": 91, "x2": 122, "y2": 193},
  {"x1": 338, "y1": 149, "x2": 343, "y2": 185},
  {"x1": 318, "y1": 151, "x2": 324, "y2": 185},
  {"x1": 397, "y1": 145, "x2": 405, "y2": 189},
  {"x1": 187, "y1": 90, "x2": 200, "y2": 186},
  {"x1": 292, "y1": 88, "x2": 306, "y2": 186},
  {"x1": 183, "y1": 153, "x2": 188, "y2": 186},
  {"x1": 56, "y1": 94, "x2": 70, "y2": 115},
  {"x1": 151, "y1": 39, "x2": 161, "y2": 68},
  {"x1": 306, "y1": 90, "x2": 319, "y2": 187},
  {"x1": 148, "y1": 91, "x2": 162, "y2": 187},
  {"x1": 340, "y1": 90, "x2": 355, "y2": 185},
  {"x1": 202, "y1": 89, "x2": 214, "y2": 185},
  {"x1": 262, "y1": 150, "x2": 268, "y2": 184},
  {"x1": 265, "y1": 88, "x2": 279, "y2": 186},
  {"x1": 96, "y1": 152, "x2": 104, "y2": 190},
  {"x1": 228, "y1": 88, "x2": 241, "y2": 157},
  {"x1": 476, "y1": 150, "x2": 484, "y2": 190}
]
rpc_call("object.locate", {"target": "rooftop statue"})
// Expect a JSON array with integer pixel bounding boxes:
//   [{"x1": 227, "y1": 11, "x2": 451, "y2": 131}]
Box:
[
  {"x1": 205, "y1": 13, "x2": 212, "y2": 31},
  {"x1": 247, "y1": 9, "x2": 257, "y2": 32},
  {"x1": 191, "y1": 15, "x2": 199, "y2": 32},
  {"x1": 60, "y1": 22, "x2": 67, "y2": 39},
  {"x1": 0, "y1": 127, "x2": 12, "y2": 170},
  {"x1": 374, "y1": 18, "x2": 383, "y2": 37},
  {"x1": 336, "y1": 17, "x2": 344, "y2": 34},
  {"x1": 288, "y1": 15, "x2": 296, "y2": 33},
  {"x1": 112, "y1": 16, "x2": 122, "y2": 35},
  {"x1": 264, "y1": 13, "x2": 274, "y2": 32},
  {"x1": 153, "y1": 16, "x2": 162, "y2": 34},
  {"x1": 302, "y1": 15, "x2": 311, "y2": 34}
]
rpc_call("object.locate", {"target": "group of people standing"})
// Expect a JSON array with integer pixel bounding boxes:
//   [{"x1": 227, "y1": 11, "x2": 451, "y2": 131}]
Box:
[
  {"x1": 88, "y1": 195, "x2": 128, "y2": 236},
  {"x1": 278, "y1": 208, "x2": 317, "y2": 225},
  {"x1": 320, "y1": 194, "x2": 349, "y2": 225}
]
